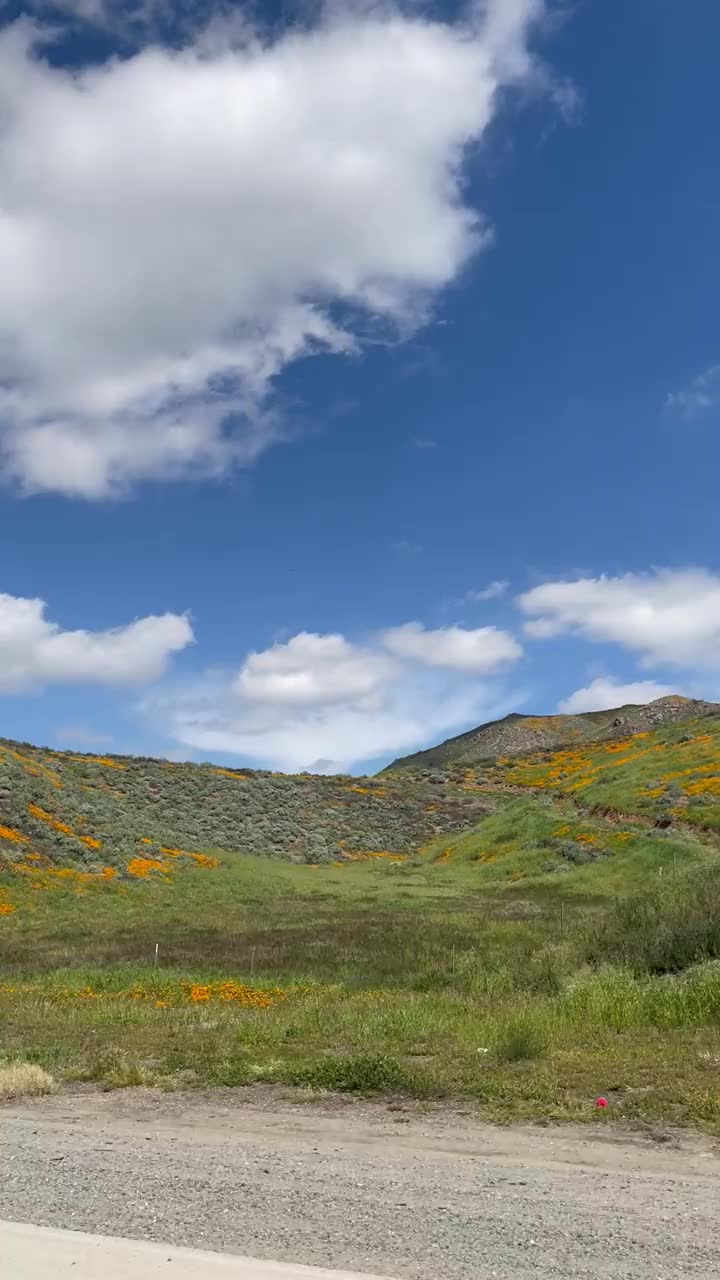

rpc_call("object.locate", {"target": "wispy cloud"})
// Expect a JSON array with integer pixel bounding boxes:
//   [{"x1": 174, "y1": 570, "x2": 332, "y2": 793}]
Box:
[
  {"x1": 464, "y1": 580, "x2": 509, "y2": 603},
  {"x1": 666, "y1": 364, "x2": 720, "y2": 419},
  {"x1": 442, "y1": 580, "x2": 509, "y2": 612},
  {"x1": 392, "y1": 539, "x2": 424, "y2": 555}
]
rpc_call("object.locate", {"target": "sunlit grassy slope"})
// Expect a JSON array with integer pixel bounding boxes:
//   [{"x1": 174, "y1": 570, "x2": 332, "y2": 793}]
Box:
[{"x1": 482, "y1": 712, "x2": 720, "y2": 834}]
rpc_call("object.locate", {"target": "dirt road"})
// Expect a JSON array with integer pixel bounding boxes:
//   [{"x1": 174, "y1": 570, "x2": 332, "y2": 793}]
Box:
[{"x1": 2, "y1": 1086, "x2": 719, "y2": 1279}]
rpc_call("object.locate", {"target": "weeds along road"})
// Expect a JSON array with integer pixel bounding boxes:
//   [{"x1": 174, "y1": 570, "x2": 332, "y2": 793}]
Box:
[{"x1": 2, "y1": 1085, "x2": 719, "y2": 1280}]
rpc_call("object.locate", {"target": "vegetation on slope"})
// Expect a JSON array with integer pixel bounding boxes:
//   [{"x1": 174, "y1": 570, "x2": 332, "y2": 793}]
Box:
[
  {"x1": 482, "y1": 712, "x2": 720, "y2": 834},
  {"x1": 385, "y1": 695, "x2": 718, "y2": 772},
  {"x1": 420, "y1": 797, "x2": 709, "y2": 896},
  {"x1": 0, "y1": 737, "x2": 488, "y2": 874}
]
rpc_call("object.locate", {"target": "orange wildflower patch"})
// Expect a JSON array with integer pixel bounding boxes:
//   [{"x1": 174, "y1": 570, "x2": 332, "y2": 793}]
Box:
[
  {"x1": 337, "y1": 850, "x2": 408, "y2": 863},
  {"x1": 27, "y1": 803, "x2": 73, "y2": 835},
  {"x1": 0, "y1": 824, "x2": 29, "y2": 844},
  {"x1": 5, "y1": 748, "x2": 62, "y2": 789},
  {"x1": 11, "y1": 857, "x2": 117, "y2": 888},
  {"x1": 190, "y1": 853, "x2": 219, "y2": 869},
  {"x1": 0, "y1": 979, "x2": 287, "y2": 1010},
  {"x1": 0, "y1": 903, "x2": 16, "y2": 915},
  {"x1": 126, "y1": 857, "x2": 170, "y2": 878},
  {"x1": 69, "y1": 755, "x2": 126, "y2": 770},
  {"x1": 684, "y1": 777, "x2": 720, "y2": 797},
  {"x1": 184, "y1": 980, "x2": 284, "y2": 1008}
]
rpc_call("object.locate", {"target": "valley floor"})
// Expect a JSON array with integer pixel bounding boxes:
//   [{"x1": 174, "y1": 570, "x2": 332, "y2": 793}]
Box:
[{"x1": 2, "y1": 1086, "x2": 720, "y2": 1280}]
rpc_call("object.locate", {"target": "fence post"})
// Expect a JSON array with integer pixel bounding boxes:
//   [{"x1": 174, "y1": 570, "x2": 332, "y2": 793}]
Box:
[
  {"x1": 154, "y1": 942, "x2": 159, "y2": 969},
  {"x1": 560, "y1": 899, "x2": 565, "y2": 942}
]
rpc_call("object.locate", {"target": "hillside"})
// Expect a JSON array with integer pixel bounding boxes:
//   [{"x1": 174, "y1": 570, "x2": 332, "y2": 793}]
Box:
[
  {"x1": 3, "y1": 702, "x2": 720, "y2": 1128},
  {"x1": 0, "y1": 738, "x2": 489, "y2": 875},
  {"x1": 384, "y1": 695, "x2": 719, "y2": 773}
]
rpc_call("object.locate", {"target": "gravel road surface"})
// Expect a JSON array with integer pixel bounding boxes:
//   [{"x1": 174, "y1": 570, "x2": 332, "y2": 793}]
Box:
[{"x1": 2, "y1": 1086, "x2": 719, "y2": 1279}]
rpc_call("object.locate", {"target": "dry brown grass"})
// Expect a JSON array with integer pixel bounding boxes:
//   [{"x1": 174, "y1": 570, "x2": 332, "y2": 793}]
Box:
[{"x1": 0, "y1": 1060, "x2": 55, "y2": 1101}]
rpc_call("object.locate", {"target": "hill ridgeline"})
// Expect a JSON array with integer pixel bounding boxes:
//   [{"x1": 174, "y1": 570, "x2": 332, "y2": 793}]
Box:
[{"x1": 384, "y1": 695, "x2": 719, "y2": 773}]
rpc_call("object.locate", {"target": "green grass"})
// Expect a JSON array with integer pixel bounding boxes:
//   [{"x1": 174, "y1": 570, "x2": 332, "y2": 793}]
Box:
[
  {"x1": 420, "y1": 796, "x2": 713, "y2": 896},
  {"x1": 3, "y1": 846, "x2": 720, "y2": 1130}
]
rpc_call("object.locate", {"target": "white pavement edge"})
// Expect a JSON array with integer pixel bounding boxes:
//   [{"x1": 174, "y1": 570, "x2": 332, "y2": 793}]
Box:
[{"x1": 0, "y1": 1221, "x2": 397, "y2": 1280}]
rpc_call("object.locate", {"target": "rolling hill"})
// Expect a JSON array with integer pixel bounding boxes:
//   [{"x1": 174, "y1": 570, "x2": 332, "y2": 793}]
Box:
[{"x1": 0, "y1": 696, "x2": 719, "y2": 888}]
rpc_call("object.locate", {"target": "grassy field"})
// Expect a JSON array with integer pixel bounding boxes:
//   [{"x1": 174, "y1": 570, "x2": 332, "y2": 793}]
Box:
[
  {"x1": 2, "y1": 825, "x2": 720, "y2": 1129},
  {"x1": 2, "y1": 715, "x2": 720, "y2": 1129}
]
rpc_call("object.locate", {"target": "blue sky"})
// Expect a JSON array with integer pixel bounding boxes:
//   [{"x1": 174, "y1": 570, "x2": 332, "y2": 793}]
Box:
[{"x1": 0, "y1": 0, "x2": 718, "y2": 772}]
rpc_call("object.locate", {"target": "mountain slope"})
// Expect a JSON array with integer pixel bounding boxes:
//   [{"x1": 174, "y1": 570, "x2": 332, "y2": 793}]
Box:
[
  {"x1": 405, "y1": 710, "x2": 720, "y2": 896},
  {"x1": 384, "y1": 695, "x2": 719, "y2": 773}
]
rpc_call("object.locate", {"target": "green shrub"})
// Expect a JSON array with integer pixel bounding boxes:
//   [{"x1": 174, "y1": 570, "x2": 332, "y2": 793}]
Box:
[
  {"x1": 289, "y1": 1052, "x2": 410, "y2": 1093},
  {"x1": 496, "y1": 1015, "x2": 547, "y2": 1062},
  {"x1": 587, "y1": 865, "x2": 720, "y2": 974}
]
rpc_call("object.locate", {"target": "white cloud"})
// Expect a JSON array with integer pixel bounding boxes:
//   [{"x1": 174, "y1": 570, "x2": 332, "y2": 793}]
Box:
[
  {"x1": 518, "y1": 568, "x2": 720, "y2": 668},
  {"x1": 464, "y1": 580, "x2": 509, "y2": 603},
  {"x1": 0, "y1": 2, "x2": 552, "y2": 498},
  {"x1": 143, "y1": 624, "x2": 525, "y2": 771},
  {"x1": 557, "y1": 677, "x2": 677, "y2": 715},
  {"x1": 234, "y1": 632, "x2": 396, "y2": 707},
  {"x1": 666, "y1": 364, "x2": 720, "y2": 419},
  {"x1": 383, "y1": 622, "x2": 522, "y2": 672},
  {"x1": 0, "y1": 592, "x2": 193, "y2": 691}
]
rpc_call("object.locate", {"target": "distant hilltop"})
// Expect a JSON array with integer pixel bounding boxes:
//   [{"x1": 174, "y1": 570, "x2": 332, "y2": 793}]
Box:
[{"x1": 383, "y1": 695, "x2": 720, "y2": 773}]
